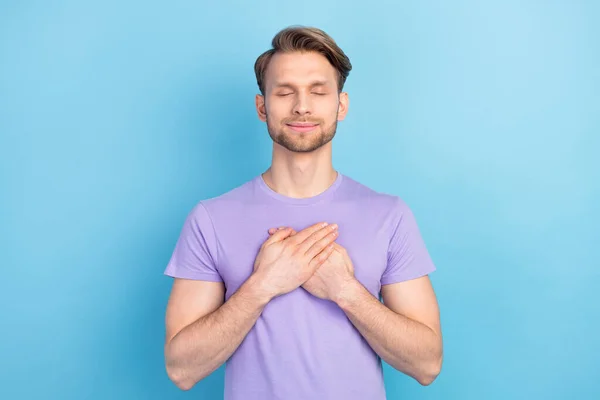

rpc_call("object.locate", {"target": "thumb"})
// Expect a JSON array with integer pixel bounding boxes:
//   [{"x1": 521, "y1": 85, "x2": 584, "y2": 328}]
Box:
[
  {"x1": 268, "y1": 227, "x2": 283, "y2": 235},
  {"x1": 269, "y1": 226, "x2": 297, "y2": 235},
  {"x1": 264, "y1": 227, "x2": 294, "y2": 245}
]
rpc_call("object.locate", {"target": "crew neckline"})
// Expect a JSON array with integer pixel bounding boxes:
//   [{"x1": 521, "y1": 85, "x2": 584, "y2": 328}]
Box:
[{"x1": 256, "y1": 171, "x2": 344, "y2": 206}]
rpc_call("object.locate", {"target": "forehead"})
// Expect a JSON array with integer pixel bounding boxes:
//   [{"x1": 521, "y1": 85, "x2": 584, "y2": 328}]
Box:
[{"x1": 265, "y1": 51, "x2": 337, "y2": 88}]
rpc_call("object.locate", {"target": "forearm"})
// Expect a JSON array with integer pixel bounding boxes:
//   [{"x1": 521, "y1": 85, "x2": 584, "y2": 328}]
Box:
[
  {"x1": 335, "y1": 280, "x2": 442, "y2": 385},
  {"x1": 165, "y1": 274, "x2": 271, "y2": 390}
]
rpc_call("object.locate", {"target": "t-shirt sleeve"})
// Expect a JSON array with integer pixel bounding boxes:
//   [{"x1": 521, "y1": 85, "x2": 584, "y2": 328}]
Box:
[
  {"x1": 164, "y1": 202, "x2": 223, "y2": 282},
  {"x1": 381, "y1": 198, "x2": 436, "y2": 285}
]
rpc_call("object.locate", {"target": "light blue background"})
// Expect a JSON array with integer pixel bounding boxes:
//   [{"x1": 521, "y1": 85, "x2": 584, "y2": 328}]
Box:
[{"x1": 1, "y1": 1, "x2": 598, "y2": 399}]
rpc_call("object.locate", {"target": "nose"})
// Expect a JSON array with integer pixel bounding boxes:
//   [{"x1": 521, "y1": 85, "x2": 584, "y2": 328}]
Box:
[{"x1": 292, "y1": 92, "x2": 312, "y2": 116}]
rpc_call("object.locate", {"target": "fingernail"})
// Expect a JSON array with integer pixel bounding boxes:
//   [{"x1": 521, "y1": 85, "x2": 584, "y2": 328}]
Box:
[
  {"x1": 331, "y1": 224, "x2": 338, "y2": 230},
  {"x1": 323, "y1": 222, "x2": 329, "y2": 227}
]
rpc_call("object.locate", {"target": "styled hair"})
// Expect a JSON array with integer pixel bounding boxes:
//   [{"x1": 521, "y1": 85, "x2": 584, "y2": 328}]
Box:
[{"x1": 254, "y1": 26, "x2": 352, "y2": 95}]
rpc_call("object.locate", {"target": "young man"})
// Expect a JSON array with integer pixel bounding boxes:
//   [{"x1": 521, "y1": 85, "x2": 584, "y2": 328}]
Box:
[{"x1": 163, "y1": 26, "x2": 442, "y2": 399}]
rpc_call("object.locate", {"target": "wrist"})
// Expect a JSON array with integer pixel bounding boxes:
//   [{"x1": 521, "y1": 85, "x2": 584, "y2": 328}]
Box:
[
  {"x1": 333, "y1": 277, "x2": 362, "y2": 309},
  {"x1": 245, "y1": 272, "x2": 276, "y2": 306}
]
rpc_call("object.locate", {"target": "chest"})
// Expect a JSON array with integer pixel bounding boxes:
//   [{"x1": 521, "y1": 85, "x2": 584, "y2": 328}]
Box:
[{"x1": 214, "y1": 206, "x2": 390, "y2": 300}]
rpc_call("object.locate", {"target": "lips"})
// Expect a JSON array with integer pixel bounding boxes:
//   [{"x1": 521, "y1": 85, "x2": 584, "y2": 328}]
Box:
[{"x1": 286, "y1": 122, "x2": 319, "y2": 133}]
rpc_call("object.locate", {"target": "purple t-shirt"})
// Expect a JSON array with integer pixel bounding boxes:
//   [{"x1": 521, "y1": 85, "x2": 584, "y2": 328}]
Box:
[{"x1": 164, "y1": 172, "x2": 436, "y2": 399}]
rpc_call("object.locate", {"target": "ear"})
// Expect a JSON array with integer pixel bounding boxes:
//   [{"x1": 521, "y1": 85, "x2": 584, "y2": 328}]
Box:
[
  {"x1": 256, "y1": 94, "x2": 267, "y2": 122},
  {"x1": 337, "y1": 91, "x2": 349, "y2": 121}
]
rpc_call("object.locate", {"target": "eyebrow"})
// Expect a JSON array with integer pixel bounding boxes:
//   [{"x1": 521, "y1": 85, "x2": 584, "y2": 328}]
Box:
[{"x1": 273, "y1": 80, "x2": 329, "y2": 89}]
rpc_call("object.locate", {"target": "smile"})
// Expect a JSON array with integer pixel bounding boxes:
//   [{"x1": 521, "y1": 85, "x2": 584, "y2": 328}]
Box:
[{"x1": 286, "y1": 124, "x2": 319, "y2": 133}]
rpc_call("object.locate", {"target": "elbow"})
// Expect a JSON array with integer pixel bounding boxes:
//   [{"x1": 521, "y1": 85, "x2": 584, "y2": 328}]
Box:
[
  {"x1": 166, "y1": 365, "x2": 196, "y2": 391},
  {"x1": 166, "y1": 358, "x2": 213, "y2": 391},
  {"x1": 416, "y1": 353, "x2": 443, "y2": 386},
  {"x1": 165, "y1": 340, "x2": 202, "y2": 391},
  {"x1": 166, "y1": 365, "x2": 204, "y2": 391},
  {"x1": 417, "y1": 371, "x2": 439, "y2": 387}
]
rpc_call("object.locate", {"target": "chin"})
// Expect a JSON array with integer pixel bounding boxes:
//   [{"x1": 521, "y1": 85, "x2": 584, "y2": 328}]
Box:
[{"x1": 267, "y1": 119, "x2": 336, "y2": 153}]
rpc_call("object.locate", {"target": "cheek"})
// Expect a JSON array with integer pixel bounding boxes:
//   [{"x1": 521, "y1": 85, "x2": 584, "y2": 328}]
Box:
[
  {"x1": 266, "y1": 101, "x2": 288, "y2": 119},
  {"x1": 320, "y1": 98, "x2": 340, "y2": 115}
]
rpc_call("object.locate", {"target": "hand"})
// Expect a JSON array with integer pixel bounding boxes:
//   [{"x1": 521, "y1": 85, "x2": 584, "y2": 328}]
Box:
[
  {"x1": 253, "y1": 222, "x2": 339, "y2": 300},
  {"x1": 268, "y1": 227, "x2": 356, "y2": 302}
]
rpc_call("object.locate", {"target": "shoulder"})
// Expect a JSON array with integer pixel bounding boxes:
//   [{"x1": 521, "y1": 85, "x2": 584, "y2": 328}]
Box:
[
  {"x1": 190, "y1": 176, "x2": 257, "y2": 216},
  {"x1": 339, "y1": 173, "x2": 411, "y2": 220}
]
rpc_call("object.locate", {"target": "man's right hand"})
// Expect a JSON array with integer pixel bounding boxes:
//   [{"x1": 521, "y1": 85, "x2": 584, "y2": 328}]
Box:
[{"x1": 252, "y1": 222, "x2": 339, "y2": 299}]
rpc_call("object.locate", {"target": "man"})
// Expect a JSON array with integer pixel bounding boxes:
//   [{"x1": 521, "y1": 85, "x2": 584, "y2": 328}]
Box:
[{"x1": 163, "y1": 26, "x2": 442, "y2": 399}]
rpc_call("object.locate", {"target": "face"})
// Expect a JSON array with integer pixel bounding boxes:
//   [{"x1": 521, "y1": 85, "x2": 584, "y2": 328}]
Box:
[{"x1": 256, "y1": 51, "x2": 349, "y2": 153}]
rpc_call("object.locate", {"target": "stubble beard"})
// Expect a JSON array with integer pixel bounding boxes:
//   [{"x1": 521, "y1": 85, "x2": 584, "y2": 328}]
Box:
[{"x1": 266, "y1": 112, "x2": 338, "y2": 153}]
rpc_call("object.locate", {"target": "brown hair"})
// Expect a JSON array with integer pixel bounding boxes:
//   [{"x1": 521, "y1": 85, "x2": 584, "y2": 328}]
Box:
[{"x1": 254, "y1": 26, "x2": 352, "y2": 95}]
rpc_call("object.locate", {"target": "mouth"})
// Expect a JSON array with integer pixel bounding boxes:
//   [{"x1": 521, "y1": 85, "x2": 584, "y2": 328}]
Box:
[{"x1": 286, "y1": 123, "x2": 319, "y2": 133}]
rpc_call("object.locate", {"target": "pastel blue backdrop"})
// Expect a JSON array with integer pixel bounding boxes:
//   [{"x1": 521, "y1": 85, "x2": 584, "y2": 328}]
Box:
[{"x1": 1, "y1": 1, "x2": 598, "y2": 399}]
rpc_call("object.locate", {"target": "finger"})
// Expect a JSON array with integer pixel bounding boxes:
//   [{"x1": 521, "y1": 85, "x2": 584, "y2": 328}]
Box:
[
  {"x1": 263, "y1": 227, "x2": 294, "y2": 246},
  {"x1": 298, "y1": 223, "x2": 338, "y2": 255},
  {"x1": 289, "y1": 222, "x2": 331, "y2": 245},
  {"x1": 308, "y1": 243, "x2": 335, "y2": 270},
  {"x1": 337, "y1": 244, "x2": 352, "y2": 264},
  {"x1": 333, "y1": 242, "x2": 349, "y2": 257},
  {"x1": 269, "y1": 227, "x2": 292, "y2": 235},
  {"x1": 303, "y1": 225, "x2": 339, "y2": 259}
]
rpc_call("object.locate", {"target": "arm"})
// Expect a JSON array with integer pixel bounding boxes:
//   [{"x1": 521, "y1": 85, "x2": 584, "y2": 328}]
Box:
[
  {"x1": 164, "y1": 223, "x2": 337, "y2": 390},
  {"x1": 335, "y1": 275, "x2": 442, "y2": 385},
  {"x1": 164, "y1": 275, "x2": 271, "y2": 391}
]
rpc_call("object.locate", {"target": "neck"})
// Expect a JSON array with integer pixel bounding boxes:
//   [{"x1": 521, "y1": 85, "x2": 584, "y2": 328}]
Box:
[{"x1": 262, "y1": 142, "x2": 337, "y2": 199}]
